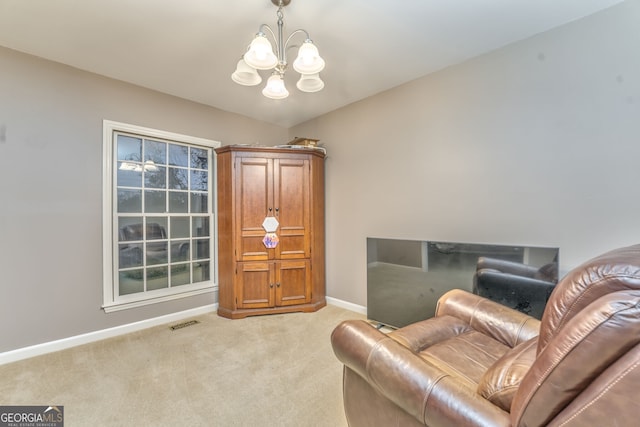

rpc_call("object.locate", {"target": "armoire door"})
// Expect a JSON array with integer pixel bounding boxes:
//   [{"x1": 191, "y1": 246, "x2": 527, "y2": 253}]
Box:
[
  {"x1": 273, "y1": 158, "x2": 310, "y2": 259},
  {"x1": 235, "y1": 157, "x2": 273, "y2": 261},
  {"x1": 236, "y1": 261, "x2": 274, "y2": 309},
  {"x1": 275, "y1": 260, "x2": 311, "y2": 306}
]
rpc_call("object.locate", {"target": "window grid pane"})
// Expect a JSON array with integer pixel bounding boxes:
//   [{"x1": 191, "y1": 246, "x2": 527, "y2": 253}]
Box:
[{"x1": 114, "y1": 132, "x2": 212, "y2": 298}]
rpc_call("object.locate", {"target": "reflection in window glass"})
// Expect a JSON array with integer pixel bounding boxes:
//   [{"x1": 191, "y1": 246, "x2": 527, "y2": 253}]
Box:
[
  {"x1": 118, "y1": 189, "x2": 142, "y2": 213},
  {"x1": 145, "y1": 140, "x2": 166, "y2": 164},
  {"x1": 191, "y1": 193, "x2": 208, "y2": 213},
  {"x1": 171, "y1": 240, "x2": 190, "y2": 262},
  {"x1": 119, "y1": 270, "x2": 144, "y2": 295},
  {"x1": 118, "y1": 218, "x2": 142, "y2": 241},
  {"x1": 145, "y1": 166, "x2": 166, "y2": 189},
  {"x1": 117, "y1": 136, "x2": 142, "y2": 161},
  {"x1": 192, "y1": 217, "x2": 209, "y2": 237},
  {"x1": 194, "y1": 239, "x2": 209, "y2": 260},
  {"x1": 190, "y1": 170, "x2": 208, "y2": 191},
  {"x1": 147, "y1": 266, "x2": 169, "y2": 290},
  {"x1": 190, "y1": 147, "x2": 208, "y2": 170},
  {"x1": 119, "y1": 243, "x2": 143, "y2": 268},
  {"x1": 146, "y1": 241, "x2": 168, "y2": 265},
  {"x1": 171, "y1": 264, "x2": 190, "y2": 286},
  {"x1": 193, "y1": 262, "x2": 210, "y2": 282},
  {"x1": 145, "y1": 190, "x2": 166, "y2": 213},
  {"x1": 168, "y1": 167, "x2": 188, "y2": 190},
  {"x1": 146, "y1": 218, "x2": 167, "y2": 239},
  {"x1": 117, "y1": 163, "x2": 142, "y2": 187},
  {"x1": 169, "y1": 192, "x2": 188, "y2": 213},
  {"x1": 170, "y1": 217, "x2": 190, "y2": 239},
  {"x1": 169, "y1": 144, "x2": 188, "y2": 167}
]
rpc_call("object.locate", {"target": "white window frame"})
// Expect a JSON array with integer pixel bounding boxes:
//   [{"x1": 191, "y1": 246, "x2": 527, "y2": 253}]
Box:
[{"x1": 102, "y1": 120, "x2": 220, "y2": 313}]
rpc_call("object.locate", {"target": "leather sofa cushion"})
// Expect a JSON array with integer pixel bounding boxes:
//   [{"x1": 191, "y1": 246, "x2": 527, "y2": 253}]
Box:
[
  {"x1": 477, "y1": 337, "x2": 538, "y2": 411},
  {"x1": 418, "y1": 330, "x2": 510, "y2": 388},
  {"x1": 391, "y1": 315, "x2": 512, "y2": 389}
]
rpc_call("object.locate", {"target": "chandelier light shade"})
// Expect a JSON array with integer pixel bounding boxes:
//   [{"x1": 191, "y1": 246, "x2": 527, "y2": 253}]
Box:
[
  {"x1": 232, "y1": 0, "x2": 325, "y2": 100},
  {"x1": 243, "y1": 35, "x2": 278, "y2": 70},
  {"x1": 293, "y1": 41, "x2": 325, "y2": 75},
  {"x1": 231, "y1": 59, "x2": 262, "y2": 86},
  {"x1": 296, "y1": 73, "x2": 324, "y2": 93},
  {"x1": 262, "y1": 73, "x2": 290, "y2": 99}
]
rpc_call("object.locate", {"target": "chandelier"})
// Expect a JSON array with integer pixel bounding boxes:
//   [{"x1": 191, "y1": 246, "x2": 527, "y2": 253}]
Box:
[{"x1": 231, "y1": 0, "x2": 325, "y2": 100}]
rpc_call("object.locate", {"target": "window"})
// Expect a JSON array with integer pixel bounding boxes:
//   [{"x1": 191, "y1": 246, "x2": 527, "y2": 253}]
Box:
[{"x1": 102, "y1": 120, "x2": 220, "y2": 312}]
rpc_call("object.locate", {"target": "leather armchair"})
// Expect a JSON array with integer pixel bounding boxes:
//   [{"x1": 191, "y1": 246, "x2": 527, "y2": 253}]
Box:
[
  {"x1": 472, "y1": 257, "x2": 558, "y2": 319},
  {"x1": 332, "y1": 244, "x2": 640, "y2": 426}
]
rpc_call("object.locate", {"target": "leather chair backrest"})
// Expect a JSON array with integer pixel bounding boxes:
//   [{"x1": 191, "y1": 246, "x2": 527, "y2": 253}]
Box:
[
  {"x1": 511, "y1": 289, "x2": 640, "y2": 426},
  {"x1": 537, "y1": 244, "x2": 640, "y2": 354},
  {"x1": 509, "y1": 245, "x2": 640, "y2": 425}
]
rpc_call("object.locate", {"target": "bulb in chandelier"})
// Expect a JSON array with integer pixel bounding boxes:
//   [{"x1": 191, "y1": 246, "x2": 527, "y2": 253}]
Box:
[
  {"x1": 293, "y1": 40, "x2": 325, "y2": 75},
  {"x1": 244, "y1": 34, "x2": 278, "y2": 70},
  {"x1": 262, "y1": 73, "x2": 289, "y2": 99}
]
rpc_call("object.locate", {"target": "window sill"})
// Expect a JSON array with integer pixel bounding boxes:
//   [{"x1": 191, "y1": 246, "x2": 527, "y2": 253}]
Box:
[{"x1": 102, "y1": 285, "x2": 216, "y2": 313}]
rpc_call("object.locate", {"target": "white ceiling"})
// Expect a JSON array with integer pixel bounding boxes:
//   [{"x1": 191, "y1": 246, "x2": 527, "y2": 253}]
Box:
[{"x1": 0, "y1": 0, "x2": 624, "y2": 127}]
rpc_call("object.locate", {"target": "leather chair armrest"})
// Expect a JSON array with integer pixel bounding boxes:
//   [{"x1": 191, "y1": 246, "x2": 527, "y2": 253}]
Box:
[
  {"x1": 476, "y1": 257, "x2": 539, "y2": 278},
  {"x1": 331, "y1": 320, "x2": 511, "y2": 427},
  {"x1": 436, "y1": 289, "x2": 540, "y2": 347}
]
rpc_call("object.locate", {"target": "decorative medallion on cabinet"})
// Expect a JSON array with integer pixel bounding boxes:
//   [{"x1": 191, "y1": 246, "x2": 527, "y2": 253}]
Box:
[{"x1": 216, "y1": 145, "x2": 326, "y2": 319}]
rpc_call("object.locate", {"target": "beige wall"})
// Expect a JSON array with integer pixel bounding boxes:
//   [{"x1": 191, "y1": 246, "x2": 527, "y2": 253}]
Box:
[
  {"x1": 0, "y1": 47, "x2": 287, "y2": 353},
  {"x1": 291, "y1": 1, "x2": 640, "y2": 306}
]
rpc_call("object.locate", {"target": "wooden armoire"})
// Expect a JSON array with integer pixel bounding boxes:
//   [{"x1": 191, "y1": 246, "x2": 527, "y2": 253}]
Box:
[{"x1": 215, "y1": 145, "x2": 326, "y2": 319}]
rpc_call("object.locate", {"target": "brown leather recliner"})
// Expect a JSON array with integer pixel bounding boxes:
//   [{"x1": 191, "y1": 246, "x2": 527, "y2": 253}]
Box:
[{"x1": 331, "y1": 244, "x2": 640, "y2": 426}]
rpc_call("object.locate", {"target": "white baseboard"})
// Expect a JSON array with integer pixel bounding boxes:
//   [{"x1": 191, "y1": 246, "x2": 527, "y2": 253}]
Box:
[
  {"x1": 2, "y1": 299, "x2": 366, "y2": 365},
  {"x1": 0, "y1": 304, "x2": 217, "y2": 365},
  {"x1": 326, "y1": 296, "x2": 367, "y2": 315}
]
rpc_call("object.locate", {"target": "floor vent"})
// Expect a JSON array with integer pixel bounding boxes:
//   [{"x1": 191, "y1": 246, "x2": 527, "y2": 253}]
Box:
[{"x1": 170, "y1": 320, "x2": 200, "y2": 330}]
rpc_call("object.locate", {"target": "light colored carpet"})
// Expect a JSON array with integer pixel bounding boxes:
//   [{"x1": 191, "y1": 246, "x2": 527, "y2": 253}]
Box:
[{"x1": 0, "y1": 304, "x2": 364, "y2": 426}]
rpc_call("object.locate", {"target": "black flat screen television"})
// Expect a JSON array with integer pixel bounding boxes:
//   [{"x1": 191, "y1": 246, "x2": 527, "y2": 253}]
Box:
[{"x1": 367, "y1": 238, "x2": 559, "y2": 328}]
